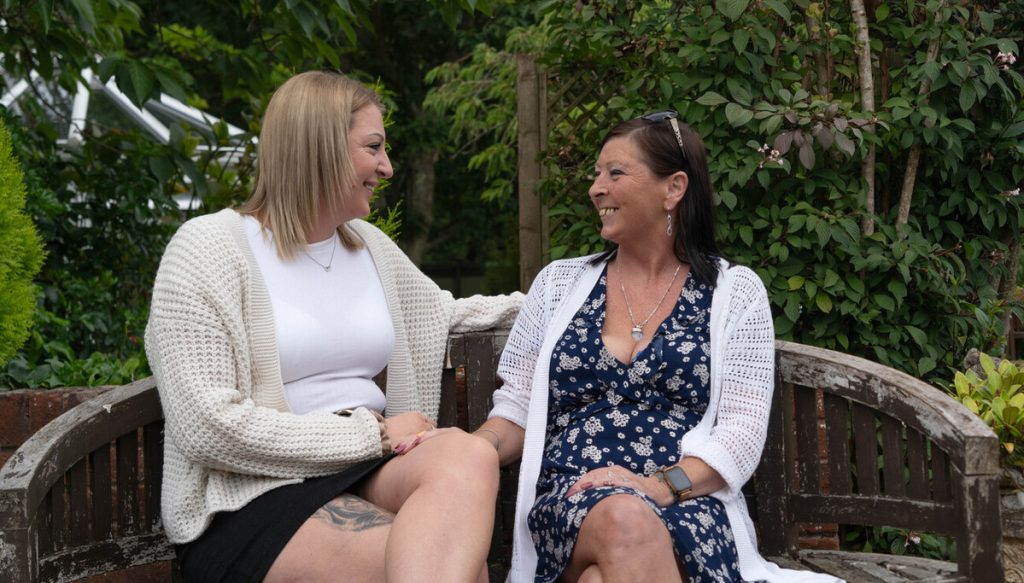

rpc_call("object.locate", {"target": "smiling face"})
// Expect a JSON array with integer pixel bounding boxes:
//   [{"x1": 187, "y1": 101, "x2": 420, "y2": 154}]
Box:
[
  {"x1": 588, "y1": 135, "x2": 686, "y2": 247},
  {"x1": 341, "y1": 105, "x2": 393, "y2": 221}
]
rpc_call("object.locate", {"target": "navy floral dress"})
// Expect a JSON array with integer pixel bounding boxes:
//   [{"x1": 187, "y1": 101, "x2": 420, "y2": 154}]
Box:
[{"x1": 528, "y1": 268, "x2": 748, "y2": 583}]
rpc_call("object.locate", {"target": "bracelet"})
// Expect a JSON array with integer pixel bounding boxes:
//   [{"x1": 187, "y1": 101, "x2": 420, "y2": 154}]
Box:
[{"x1": 474, "y1": 427, "x2": 501, "y2": 453}]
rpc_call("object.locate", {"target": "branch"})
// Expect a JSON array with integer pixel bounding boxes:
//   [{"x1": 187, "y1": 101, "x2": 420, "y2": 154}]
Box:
[
  {"x1": 850, "y1": 0, "x2": 876, "y2": 236},
  {"x1": 805, "y1": 10, "x2": 829, "y2": 98},
  {"x1": 896, "y1": 6, "x2": 946, "y2": 234},
  {"x1": 1000, "y1": 228, "x2": 1022, "y2": 344}
]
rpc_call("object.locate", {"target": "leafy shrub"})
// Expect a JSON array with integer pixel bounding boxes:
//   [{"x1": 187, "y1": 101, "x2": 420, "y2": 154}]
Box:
[
  {"x1": 841, "y1": 525, "x2": 955, "y2": 561},
  {"x1": 949, "y1": 352, "x2": 1024, "y2": 469},
  {"x1": 0, "y1": 118, "x2": 45, "y2": 365},
  {"x1": 524, "y1": 0, "x2": 1023, "y2": 386},
  {"x1": 0, "y1": 111, "x2": 181, "y2": 388}
]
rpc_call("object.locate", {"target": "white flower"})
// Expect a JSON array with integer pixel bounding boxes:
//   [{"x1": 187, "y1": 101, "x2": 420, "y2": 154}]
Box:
[
  {"x1": 693, "y1": 363, "x2": 710, "y2": 385},
  {"x1": 631, "y1": 435, "x2": 654, "y2": 456},
  {"x1": 559, "y1": 354, "x2": 582, "y2": 370},
  {"x1": 995, "y1": 51, "x2": 1017, "y2": 71},
  {"x1": 610, "y1": 409, "x2": 630, "y2": 427}
]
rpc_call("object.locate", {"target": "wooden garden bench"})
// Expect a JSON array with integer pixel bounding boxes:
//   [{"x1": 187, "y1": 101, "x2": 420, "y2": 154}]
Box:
[{"x1": 0, "y1": 329, "x2": 1003, "y2": 582}]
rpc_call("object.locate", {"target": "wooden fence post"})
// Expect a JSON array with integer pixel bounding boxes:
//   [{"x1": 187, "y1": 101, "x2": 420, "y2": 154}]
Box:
[{"x1": 516, "y1": 54, "x2": 547, "y2": 291}]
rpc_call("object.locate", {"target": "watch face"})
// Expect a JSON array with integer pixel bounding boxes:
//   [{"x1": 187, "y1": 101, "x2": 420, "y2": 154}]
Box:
[{"x1": 665, "y1": 466, "x2": 692, "y2": 491}]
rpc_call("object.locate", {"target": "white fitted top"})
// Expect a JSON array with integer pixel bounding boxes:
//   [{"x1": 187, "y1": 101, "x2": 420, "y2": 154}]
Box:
[{"x1": 242, "y1": 216, "x2": 392, "y2": 414}]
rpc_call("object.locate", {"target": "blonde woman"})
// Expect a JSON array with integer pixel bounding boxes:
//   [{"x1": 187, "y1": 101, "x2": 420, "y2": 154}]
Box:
[{"x1": 145, "y1": 71, "x2": 520, "y2": 583}]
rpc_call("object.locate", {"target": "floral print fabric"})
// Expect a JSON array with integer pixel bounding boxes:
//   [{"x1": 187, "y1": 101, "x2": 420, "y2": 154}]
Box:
[{"x1": 528, "y1": 269, "x2": 748, "y2": 583}]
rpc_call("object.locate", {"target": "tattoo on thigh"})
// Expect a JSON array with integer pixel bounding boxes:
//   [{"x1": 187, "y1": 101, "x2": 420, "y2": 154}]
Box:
[{"x1": 312, "y1": 494, "x2": 394, "y2": 532}]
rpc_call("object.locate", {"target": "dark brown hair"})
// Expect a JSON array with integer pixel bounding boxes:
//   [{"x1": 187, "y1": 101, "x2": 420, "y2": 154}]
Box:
[{"x1": 591, "y1": 116, "x2": 721, "y2": 286}]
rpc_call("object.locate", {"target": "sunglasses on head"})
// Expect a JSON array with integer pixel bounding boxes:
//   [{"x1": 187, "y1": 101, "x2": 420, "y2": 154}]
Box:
[{"x1": 640, "y1": 109, "x2": 685, "y2": 160}]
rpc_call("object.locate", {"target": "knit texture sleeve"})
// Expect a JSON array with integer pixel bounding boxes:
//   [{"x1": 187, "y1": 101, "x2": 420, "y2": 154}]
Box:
[
  {"x1": 145, "y1": 217, "x2": 385, "y2": 478},
  {"x1": 489, "y1": 261, "x2": 570, "y2": 428},
  {"x1": 449, "y1": 292, "x2": 524, "y2": 333},
  {"x1": 683, "y1": 266, "x2": 775, "y2": 495}
]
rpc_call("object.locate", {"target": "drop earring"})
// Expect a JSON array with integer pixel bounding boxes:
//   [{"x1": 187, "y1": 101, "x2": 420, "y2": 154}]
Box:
[{"x1": 666, "y1": 213, "x2": 673, "y2": 236}]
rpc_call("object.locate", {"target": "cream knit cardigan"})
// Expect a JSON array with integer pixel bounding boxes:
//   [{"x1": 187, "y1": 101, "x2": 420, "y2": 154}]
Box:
[
  {"x1": 489, "y1": 255, "x2": 841, "y2": 583},
  {"x1": 145, "y1": 209, "x2": 522, "y2": 544}
]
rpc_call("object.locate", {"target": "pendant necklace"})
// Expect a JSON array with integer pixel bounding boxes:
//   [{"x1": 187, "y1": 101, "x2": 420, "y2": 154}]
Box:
[
  {"x1": 304, "y1": 236, "x2": 338, "y2": 272},
  {"x1": 616, "y1": 261, "x2": 682, "y2": 342}
]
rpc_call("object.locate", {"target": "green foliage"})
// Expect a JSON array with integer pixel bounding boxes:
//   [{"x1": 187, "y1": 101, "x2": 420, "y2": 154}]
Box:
[
  {"x1": 949, "y1": 353, "x2": 1024, "y2": 469},
  {"x1": 0, "y1": 0, "x2": 499, "y2": 388},
  {"x1": 841, "y1": 525, "x2": 955, "y2": 561},
  {"x1": 425, "y1": 42, "x2": 520, "y2": 203},
  {"x1": 519, "y1": 0, "x2": 1024, "y2": 384},
  {"x1": 0, "y1": 119, "x2": 45, "y2": 365},
  {"x1": 0, "y1": 110, "x2": 179, "y2": 388}
]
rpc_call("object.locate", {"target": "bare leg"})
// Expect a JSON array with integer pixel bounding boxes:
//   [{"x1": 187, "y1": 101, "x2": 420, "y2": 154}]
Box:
[
  {"x1": 264, "y1": 494, "x2": 394, "y2": 583},
  {"x1": 357, "y1": 431, "x2": 499, "y2": 583},
  {"x1": 560, "y1": 494, "x2": 685, "y2": 583}
]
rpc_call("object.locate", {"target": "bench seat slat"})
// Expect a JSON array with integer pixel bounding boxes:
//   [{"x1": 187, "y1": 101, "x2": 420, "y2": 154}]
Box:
[{"x1": 798, "y1": 550, "x2": 962, "y2": 582}]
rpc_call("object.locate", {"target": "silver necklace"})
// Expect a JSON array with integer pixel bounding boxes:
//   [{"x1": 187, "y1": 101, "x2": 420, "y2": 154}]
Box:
[
  {"x1": 303, "y1": 237, "x2": 338, "y2": 272},
  {"x1": 616, "y1": 262, "x2": 682, "y2": 342}
]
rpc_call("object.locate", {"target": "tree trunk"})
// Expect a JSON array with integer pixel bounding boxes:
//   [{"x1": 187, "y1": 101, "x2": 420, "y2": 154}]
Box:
[
  {"x1": 806, "y1": 10, "x2": 830, "y2": 98},
  {"x1": 404, "y1": 148, "x2": 439, "y2": 266},
  {"x1": 1000, "y1": 228, "x2": 1022, "y2": 345},
  {"x1": 896, "y1": 6, "x2": 946, "y2": 234},
  {"x1": 851, "y1": 0, "x2": 876, "y2": 236}
]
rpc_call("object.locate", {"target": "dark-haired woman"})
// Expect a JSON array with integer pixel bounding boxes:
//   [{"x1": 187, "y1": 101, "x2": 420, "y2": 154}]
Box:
[{"x1": 468, "y1": 112, "x2": 840, "y2": 582}]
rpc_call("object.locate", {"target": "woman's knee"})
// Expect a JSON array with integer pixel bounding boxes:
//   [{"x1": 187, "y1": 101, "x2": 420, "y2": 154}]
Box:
[
  {"x1": 584, "y1": 495, "x2": 668, "y2": 550},
  {"x1": 421, "y1": 431, "x2": 499, "y2": 490},
  {"x1": 434, "y1": 432, "x2": 497, "y2": 477}
]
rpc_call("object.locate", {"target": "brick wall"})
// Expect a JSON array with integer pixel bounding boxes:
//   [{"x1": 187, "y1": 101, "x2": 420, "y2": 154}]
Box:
[{"x1": 0, "y1": 386, "x2": 112, "y2": 470}]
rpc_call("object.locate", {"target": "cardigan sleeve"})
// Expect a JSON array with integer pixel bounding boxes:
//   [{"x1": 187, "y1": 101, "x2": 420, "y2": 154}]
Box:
[
  {"x1": 449, "y1": 292, "x2": 524, "y2": 332},
  {"x1": 681, "y1": 267, "x2": 775, "y2": 496},
  {"x1": 145, "y1": 220, "x2": 386, "y2": 479},
  {"x1": 488, "y1": 266, "x2": 553, "y2": 429}
]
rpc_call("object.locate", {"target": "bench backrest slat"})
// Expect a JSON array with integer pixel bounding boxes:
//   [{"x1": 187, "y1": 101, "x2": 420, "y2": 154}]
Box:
[
  {"x1": 91, "y1": 445, "x2": 113, "y2": 541},
  {"x1": 822, "y1": 392, "x2": 852, "y2": 495}
]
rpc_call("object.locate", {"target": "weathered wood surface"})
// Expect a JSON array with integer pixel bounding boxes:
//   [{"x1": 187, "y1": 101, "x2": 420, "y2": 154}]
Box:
[
  {"x1": 0, "y1": 332, "x2": 1004, "y2": 582},
  {"x1": 0, "y1": 377, "x2": 170, "y2": 583}
]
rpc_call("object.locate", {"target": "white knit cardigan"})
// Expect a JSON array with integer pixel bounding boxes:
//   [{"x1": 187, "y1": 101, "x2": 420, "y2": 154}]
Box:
[
  {"x1": 145, "y1": 209, "x2": 522, "y2": 544},
  {"x1": 489, "y1": 255, "x2": 841, "y2": 583}
]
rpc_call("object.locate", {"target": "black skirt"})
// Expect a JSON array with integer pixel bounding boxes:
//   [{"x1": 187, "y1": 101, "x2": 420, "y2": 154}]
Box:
[{"x1": 177, "y1": 455, "x2": 391, "y2": 583}]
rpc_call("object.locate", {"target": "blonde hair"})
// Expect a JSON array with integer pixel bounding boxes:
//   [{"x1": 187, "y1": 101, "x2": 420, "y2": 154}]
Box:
[{"x1": 240, "y1": 71, "x2": 384, "y2": 257}]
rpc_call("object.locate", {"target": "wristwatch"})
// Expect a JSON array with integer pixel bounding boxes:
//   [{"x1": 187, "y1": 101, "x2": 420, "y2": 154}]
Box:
[{"x1": 654, "y1": 465, "x2": 693, "y2": 502}]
